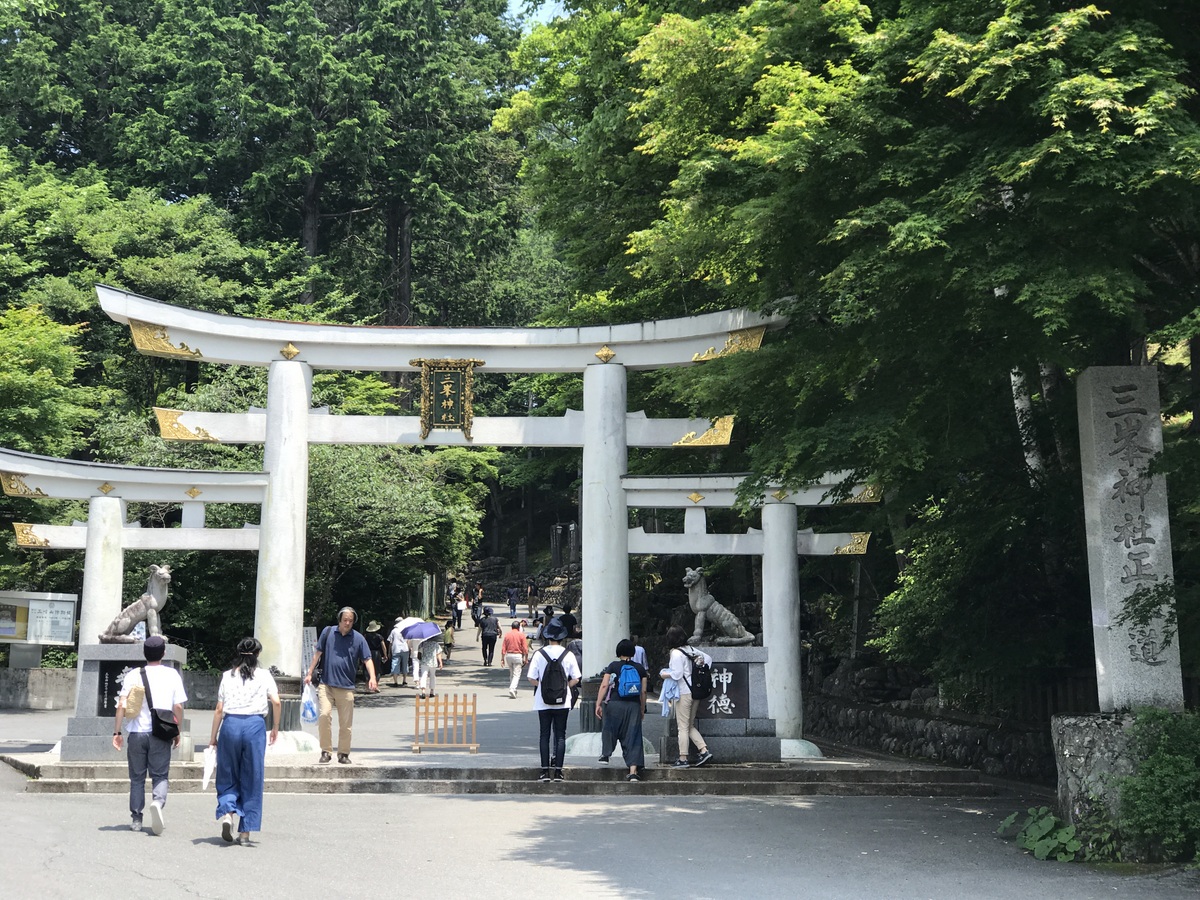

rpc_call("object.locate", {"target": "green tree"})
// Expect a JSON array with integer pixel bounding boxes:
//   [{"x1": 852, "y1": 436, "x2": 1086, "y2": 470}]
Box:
[
  {"x1": 502, "y1": 0, "x2": 1200, "y2": 682},
  {"x1": 0, "y1": 305, "x2": 100, "y2": 455}
]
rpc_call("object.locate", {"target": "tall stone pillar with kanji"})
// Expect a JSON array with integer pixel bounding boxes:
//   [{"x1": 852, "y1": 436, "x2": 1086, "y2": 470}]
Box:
[{"x1": 1077, "y1": 366, "x2": 1184, "y2": 710}]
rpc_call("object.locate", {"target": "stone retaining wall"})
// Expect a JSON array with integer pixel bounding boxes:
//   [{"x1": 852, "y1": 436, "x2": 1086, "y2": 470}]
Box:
[
  {"x1": 0, "y1": 668, "x2": 75, "y2": 709},
  {"x1": 805, "y1": 693, "x2": 1057, "y2": 783},
  {"x1": 0, "y1": 668, "x2": 221, "y2": 710}
]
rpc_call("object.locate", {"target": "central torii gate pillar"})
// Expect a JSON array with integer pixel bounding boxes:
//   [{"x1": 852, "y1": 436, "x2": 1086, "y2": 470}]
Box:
[
  {"x1": 582, "y1": 363, "x2": 629, "y2": 673},
  {"x1": 255, "y1": 360, "x2": 313, "y2": 676},
  {"x1": 762, "y1": 502, "x2": 802, "y2": 738}
]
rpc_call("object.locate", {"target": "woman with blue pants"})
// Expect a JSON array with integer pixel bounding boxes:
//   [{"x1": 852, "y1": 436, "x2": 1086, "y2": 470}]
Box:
[{"x1": 208, "y1": 637, "x2": 281, "y2": 844}]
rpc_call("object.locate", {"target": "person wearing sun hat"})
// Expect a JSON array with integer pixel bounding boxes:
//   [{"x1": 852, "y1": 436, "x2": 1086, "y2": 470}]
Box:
[
  {"x1": 363, "y1": 620, "x2": 388, "y2": 693},
  {"x1": 479, "y1": 606, "x2": 501, "y2": 666},
  {"x1": 527, "y1": 616, "x2": 581, "y2": 782}
]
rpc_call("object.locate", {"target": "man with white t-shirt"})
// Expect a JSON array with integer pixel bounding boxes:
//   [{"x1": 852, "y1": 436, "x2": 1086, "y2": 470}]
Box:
[{"x1": 112, "y1": 635, "x2": 188, "y2": 834}]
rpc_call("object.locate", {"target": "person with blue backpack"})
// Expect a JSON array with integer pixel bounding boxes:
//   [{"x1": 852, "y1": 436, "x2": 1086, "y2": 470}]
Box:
[{"x1": 594, "y1": 639, "x2": 649, "y2": 782}]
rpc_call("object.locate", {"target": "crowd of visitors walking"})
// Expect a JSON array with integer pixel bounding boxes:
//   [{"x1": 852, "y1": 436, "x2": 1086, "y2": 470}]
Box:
[{"x1": 113, "y1": 583, "x2": 720, "y2": 838}]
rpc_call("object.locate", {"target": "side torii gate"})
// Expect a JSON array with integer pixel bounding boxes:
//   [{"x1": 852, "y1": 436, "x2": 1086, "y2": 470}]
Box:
[
  {"x1": 98, "y1": 285, "x2": 784, "y2": 674},
  {"x1": 625, "y1": 474, "x2": 876, "y2": 739},
  {"x1": 0, "y1": 448, "x2": 266, "y2": 649}
]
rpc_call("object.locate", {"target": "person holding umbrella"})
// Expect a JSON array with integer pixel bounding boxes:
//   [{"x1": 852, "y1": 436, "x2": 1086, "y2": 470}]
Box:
[
  {"x1": 401, "y1": 620, "x2": 444, "y2": 698},
  {"x1": 208, "y1": 637, "x2": 281, "y2": 844},
  {"x1": 416, "y1": 635, "x2": 445, "y2": 698},
  {"x1": 305, "y1": 607, "x2": 376, "y2": 765}
]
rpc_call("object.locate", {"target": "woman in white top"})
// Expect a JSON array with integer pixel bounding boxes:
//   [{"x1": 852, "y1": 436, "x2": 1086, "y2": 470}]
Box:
[
  {"x1": 659, "y1": 625, "x2": 714, "y2": 768},
  {"x1": 208, "y1": 637, "x2": 281, "y2": 844}
]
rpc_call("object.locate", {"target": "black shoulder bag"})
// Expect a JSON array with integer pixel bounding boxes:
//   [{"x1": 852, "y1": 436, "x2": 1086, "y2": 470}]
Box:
[
  {"x1": 312, "y1": 626, "x2": 330, "y2": 686},
  {"x1": 140, "y1": 666, "x2": 181, "y2": 741}
]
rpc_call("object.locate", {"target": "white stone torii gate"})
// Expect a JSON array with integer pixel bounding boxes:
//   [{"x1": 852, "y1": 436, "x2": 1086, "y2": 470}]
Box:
[
  {"x1": 0, "y1": 448, "x2": 266, "y2": 650},
  {"x1": 625, "y1": 474, "x2": 876, "y2": 739},
  {"x1": 98, "y1": 285, "x2": 785, "y2": 674}
]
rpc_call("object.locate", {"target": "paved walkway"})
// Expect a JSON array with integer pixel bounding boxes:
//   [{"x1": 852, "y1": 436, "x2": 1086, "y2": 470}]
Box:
[
  {"x1": 2, "y1": 756, "x2": 1197, "y2": 899},
  {"x1": 0, "y1": 626, "x2": 656, "y2": 768},
  {"x1": 2, "y1": 629, "x2": 1198, "y2": 898}
]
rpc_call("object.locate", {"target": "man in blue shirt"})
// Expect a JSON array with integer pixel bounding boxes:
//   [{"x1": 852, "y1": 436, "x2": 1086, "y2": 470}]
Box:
[{"x1": 304, "y1": 607, "x2": 376, "y2": 764}]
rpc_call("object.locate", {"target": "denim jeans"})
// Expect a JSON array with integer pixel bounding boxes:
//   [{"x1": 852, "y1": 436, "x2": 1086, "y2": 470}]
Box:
[{"x1": 537, "y1": 708, "x2": 569, "y2": 770}]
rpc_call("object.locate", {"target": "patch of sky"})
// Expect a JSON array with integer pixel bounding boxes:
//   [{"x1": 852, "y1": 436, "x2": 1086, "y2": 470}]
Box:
[{"x1": 508, "y1": 0, "x2": 566, "y2": 30}]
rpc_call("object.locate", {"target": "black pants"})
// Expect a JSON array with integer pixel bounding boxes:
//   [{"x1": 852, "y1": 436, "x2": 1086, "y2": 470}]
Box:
[
  {"x1": 538, "y1": 708, "x2": 569, "y2": 771},
  {"x1": 481, "y1": 634, "x2": 497, "y2": 665},
  {"x1": 600, "y1": 700, "x2": 646, "y2": 768},
  {"x1": 452, "y1": 608, "x2": 463, "y2": 629}
]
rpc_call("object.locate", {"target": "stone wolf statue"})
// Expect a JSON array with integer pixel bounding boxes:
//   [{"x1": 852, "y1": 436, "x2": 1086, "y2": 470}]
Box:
[
  {"x1": 683, "y1": 567, "x2": 754, "y2": 646},
  {"x1": 98, "y1": 564, "x2": 172, "y2": 643}
]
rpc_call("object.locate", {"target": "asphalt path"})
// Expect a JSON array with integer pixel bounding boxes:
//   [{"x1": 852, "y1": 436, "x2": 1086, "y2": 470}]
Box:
[
  {"x1": 2, "y1": 762, "x2": 1197, "y2": 900},
  {"x1": 2, "y1": 626, "x2": 1197, "y2": 898}
]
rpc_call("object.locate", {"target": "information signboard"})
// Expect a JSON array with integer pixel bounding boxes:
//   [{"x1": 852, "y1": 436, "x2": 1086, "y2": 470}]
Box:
[{"x1": 0, "y1": 591, "x2": 77, "y2": 646}]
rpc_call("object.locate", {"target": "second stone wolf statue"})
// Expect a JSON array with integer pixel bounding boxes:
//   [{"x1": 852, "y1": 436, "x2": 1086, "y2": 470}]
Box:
[
  {"x1": 683, "y1": 567, "x2": 754, "y2": 646},
  {"x1": 98, "y1": 564, "x2": 173, "y2": 643}
]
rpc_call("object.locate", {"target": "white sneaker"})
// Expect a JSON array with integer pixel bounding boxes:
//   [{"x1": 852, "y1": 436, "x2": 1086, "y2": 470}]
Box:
[
  {"x1": 220, "y1": 813, "x2": 234, "y2": 843},
  {"x1": 148, "y1": 801, "x2": 164, "y2": 835}
]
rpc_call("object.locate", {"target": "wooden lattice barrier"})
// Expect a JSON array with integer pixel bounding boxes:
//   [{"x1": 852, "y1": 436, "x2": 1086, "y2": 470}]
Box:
[{"x1": 412, "y1": 692, "x2": 479, "y2": 753}]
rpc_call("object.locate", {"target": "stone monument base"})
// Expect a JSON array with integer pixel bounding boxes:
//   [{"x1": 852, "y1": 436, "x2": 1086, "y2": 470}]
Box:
[
  {"x1": 1051, "y1": 712, "x2": 1138, "y2": 826},
  {"x1": 61, "y1": 643, "x2": 192, "y2": 762},
  {"x1": 565, "y1": 731, "x2": 656, "y2": 760},
  {"x1": 657, "y1": 646, "x2": 818, "y2": 764}
]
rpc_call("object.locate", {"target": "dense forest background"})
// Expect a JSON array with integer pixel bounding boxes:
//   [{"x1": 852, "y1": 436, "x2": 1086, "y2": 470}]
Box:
[{"x1": 0, "y1": 1, "x2": 1196, "y2": 704}]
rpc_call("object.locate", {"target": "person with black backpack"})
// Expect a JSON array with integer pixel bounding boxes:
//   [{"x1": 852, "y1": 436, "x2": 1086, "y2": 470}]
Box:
[
  {"x1": 659, "y1": 624, "x2": 715, "y2": 768},
  {"x1": 526, "y1": 616, "x2": 582, "y2": 782},
  {"x1": 595, "y1": 638, "x2": 649, "y2": 782}
]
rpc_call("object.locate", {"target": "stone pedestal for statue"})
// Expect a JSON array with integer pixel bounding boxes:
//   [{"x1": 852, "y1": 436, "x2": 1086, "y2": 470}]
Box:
[
  {"x1": 61, "y1": 644, "x2": 192, "y2": 761},
  {"x1": 658, "y1": 646, "x2": 811, "y2": 763}
]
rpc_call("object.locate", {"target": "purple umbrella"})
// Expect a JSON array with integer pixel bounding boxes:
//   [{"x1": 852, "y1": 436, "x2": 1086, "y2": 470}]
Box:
[{"x1": 401, "y1": 621, "x2": 442, "y2": 641}]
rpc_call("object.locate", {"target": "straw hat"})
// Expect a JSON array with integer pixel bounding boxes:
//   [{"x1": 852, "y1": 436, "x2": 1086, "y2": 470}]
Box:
[{"x1": 366, "y1": 620, "x2": 381, "y2": 633}]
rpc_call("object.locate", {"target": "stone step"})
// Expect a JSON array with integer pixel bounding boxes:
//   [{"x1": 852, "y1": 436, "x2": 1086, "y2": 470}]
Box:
[
  {"x1": 18, "y1": 762, "x2": 982, "y2": 784},
  {"x1": 7, "y1": 752, "x2": 994, "y2": 796},
  {"x1": 22, "y1": 775, "x2": 995, "y2": 797}
]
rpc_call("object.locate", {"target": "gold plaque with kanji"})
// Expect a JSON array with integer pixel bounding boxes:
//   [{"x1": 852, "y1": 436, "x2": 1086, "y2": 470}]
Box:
[{"x1": 411, "y1": 358, "x2": 483, "y2": 440}]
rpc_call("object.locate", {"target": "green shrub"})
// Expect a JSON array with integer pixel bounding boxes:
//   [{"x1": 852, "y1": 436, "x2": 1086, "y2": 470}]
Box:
[
  {"x1": 39, "y1": 647, "x2": 77, "y2": 668},
  {"x1": 998, "y1": 806, "x2": 1083, "y2": 861},
  {"x1": 1073, "y1": 794, "x2": 1123, "y2": 862},
  {"x1": 1119, "y1": 708, "x2": 1200, "y2": 863}
]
